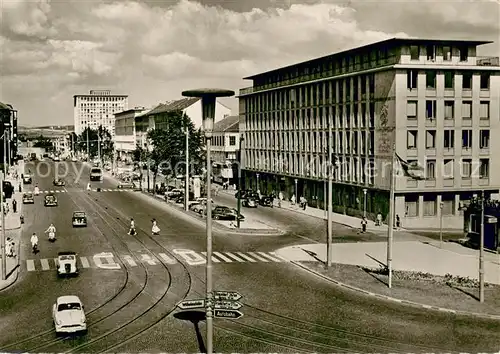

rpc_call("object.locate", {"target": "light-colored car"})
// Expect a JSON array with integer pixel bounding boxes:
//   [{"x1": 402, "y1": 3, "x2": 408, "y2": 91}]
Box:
[
  {"x1": 72, "y1": 211, "x2": 87, "y2": 227},
  {"x1": 56, "y1": 252, "x2": 78, "y2": 277},
  {"x1": 52, "y1": 295, "x2": 87, "y2": 335},
  {"x1": 71, "y1": 157, "x2": 77, "y2": 162},
  {"x1": 22, "y1": 192, "x2": 34, "y2": 204}
]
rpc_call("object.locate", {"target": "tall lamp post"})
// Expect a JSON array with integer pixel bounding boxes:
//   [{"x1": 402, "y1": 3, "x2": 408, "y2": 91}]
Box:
[
  {"x1": 182, "y1": 88, "x2": 234, "y2": 354},
  {"x1": 237, "y1": 136, "x2": 244, "y2": 228},
  {"x1": 479, "y1": 190, "x2": 485, "y2": 302},
  {"x1": 439, "y1": 201, "x2": 444, "y2": 248},
  {"x1": 184, "y1": 116, "x2": 190, "y2": 211},
  {"x1": 1, "y1": 126, "x2": 10, "y2": 280},
  {"x1": 256, "y1": 173, "x2": 260, "y2": 191}
]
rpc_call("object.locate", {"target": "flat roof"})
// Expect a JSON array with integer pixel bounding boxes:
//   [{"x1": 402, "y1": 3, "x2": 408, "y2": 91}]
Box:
[
  {"x1": 243, "y1": 37, "x2": 493, "y2": 80},
  {"x1": 73, "y1": 94, "x2": 128, "y2": 97}
]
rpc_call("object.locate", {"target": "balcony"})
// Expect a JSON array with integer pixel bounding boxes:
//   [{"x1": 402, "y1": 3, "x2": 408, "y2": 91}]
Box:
[{"x1": 477, "y1": 57, "x2": 500, "y2": 66}]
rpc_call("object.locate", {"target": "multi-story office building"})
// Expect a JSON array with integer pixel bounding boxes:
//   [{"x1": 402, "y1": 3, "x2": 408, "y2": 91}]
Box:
[
  {"x1": 238, "y1": 38, "x2": 500, "y2": 229},
  {"x1": 211, "y1": 115, "x2": 241, "y2": 186},
  {"x1": 73, "y1": 90, "x2": 128, "y2": 137},
  {"x1": 0, "y1": 102, "x2": 18, "y2": 165},
  {"x1": 114, "y1": 107, "x2": 149, "y2": 161}
]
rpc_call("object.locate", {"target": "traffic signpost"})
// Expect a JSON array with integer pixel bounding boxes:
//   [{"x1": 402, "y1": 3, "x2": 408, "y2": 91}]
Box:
[
  {"x1": 214, "y1": 301, "x2": 242, "y2": 310},
  {"x1": 213, "y1": 291, "x2": 242, "y2": 301},
  {"x1": 177, "y1": 299, "x2": 205, "y2": 310},
  {"x1": 214, "y1": 309, "x2": 243, "y2": 319}
]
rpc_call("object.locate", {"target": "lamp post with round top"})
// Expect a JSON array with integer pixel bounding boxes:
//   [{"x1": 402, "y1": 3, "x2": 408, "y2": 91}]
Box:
[{"x1": 182, "y1": 88, "x2": 234, "y2": 354}]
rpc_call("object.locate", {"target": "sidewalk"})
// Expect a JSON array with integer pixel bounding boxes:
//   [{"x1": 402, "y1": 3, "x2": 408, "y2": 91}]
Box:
[
  {"x1": 0, "y1": 162, "x2": 25, "y2": 291},
  {"x1": 276, "y1": 241, "x2": 500, "y2": 318}
]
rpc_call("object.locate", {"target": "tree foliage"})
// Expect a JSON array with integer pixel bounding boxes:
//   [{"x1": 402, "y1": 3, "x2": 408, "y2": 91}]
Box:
[
  {"x1": 32, "y1": 135, "x2": 54, "y2": 151},
  {"x1": 76, "y1": 126, "x2": 114, "y2": 160},
  {"x1": 146, "y1": 111, "x2": 205, "y2": 179}
]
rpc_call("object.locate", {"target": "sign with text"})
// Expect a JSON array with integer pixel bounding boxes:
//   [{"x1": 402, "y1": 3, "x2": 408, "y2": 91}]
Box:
[
  {"x1": 177, "y1": 299, "x2": 205, "y2": 310},
  {"x1": 214, "y1": 309, "x2": 243, "y2": 319},
  {"x1": 214, "y1": 291, "x2": 242, "y2": 301},
  {"x1": 214, "y1": 301, "x2": 242, "y2": 310}
]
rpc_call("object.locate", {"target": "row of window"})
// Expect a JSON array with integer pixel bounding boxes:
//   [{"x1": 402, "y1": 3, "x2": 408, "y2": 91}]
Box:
[
  {"x1": 77, "y1": 97, "x2": 127, "y2": 102},
  {"x1": 408, "y1": 44, "x2": 469, "y2": 62},
  {"x1": 407, "y1": 129, "x2": 490, "y2": 150},
  {"x1": 406, "y1": 100, "x2": 490, "y2": 121},
  {"x1": 414, "y1": 158, "x2": 490, "y2": 180},
  {"x1": 212, "y1": 135, "x2": 237, "y2": 147},
  {"x1": 406, "y1": 70, "x2": 490, "y2": 90},
  {"x1": 245, "y1": 130, "x2": 376, "y2": 155}
]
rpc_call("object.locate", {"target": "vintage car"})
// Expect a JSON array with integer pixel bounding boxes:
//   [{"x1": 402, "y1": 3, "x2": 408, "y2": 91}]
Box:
[
  {"x1": 23, "y1": 174, "x2": 32, "y2": 184},
  {"x1": 56, "y1": 252, "x2": 78, "y2": 277},
  {"x1": 52, "y1": 295, "x2": 87, "y2": 335},
  {"x1": 117, "y1": 182, "x2": 135, "y2": 189},
  {"x1": 53, "y1": 179, "x2": 65, "y2": 186},
  {"x1": 44, "y1": 194, "x2": 58, "y2": 207},
  {"x1": 72, "y1": 211, "x2": 87, "y2": 227},
  {"x1": 22, "y1": 192, "x2": 34, "y2": 204},
  {"x1": 242, "y1": 197, "x2": 258, "y2": 208},
  {"x1": 212, "y1": 206, "x2": 244, "y2": 221},
  {"x1": 259, "y1": 195, "x2": 274, "y2": 207}
]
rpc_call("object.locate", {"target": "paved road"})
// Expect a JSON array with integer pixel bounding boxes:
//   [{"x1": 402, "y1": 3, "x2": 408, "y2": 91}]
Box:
[{"x1": 0, "y1": 160, "x2": 498, "y2": 352}]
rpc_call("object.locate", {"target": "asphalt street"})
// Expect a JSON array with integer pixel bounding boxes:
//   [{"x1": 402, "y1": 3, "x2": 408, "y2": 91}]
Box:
[{"x1": 0, "y1": 160, "x2": 498, "y2": 352}]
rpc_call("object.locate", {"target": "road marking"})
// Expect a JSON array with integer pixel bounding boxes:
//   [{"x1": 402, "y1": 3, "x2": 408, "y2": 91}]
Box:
[
  {"x1": 123, "y1": 255, "x2": 137, "y2": 267},
  {"x1": 213, "y1": 252, "x2": 233, "y2": 262},
  {"x1": 93, "y1": 252, "x2": 121, "y2": 269},
  {"x1": 80, "y1": 257, "x2": 90, "y2": 268},
  {"x1": 158, "y1": 253, "x2": 177, "y2": 265},
  {"x1": 40, "y1": 259, "x2": 50, "y2": 270},
  {"x1": 236, "y1": 252, "x2": 257, "y2": 262},
  {"x1": 140, "y1": 254, "x2": 157, "y2": 265},
  {"x1": 50, "y1": 190, "x2": 54, "y2": 193},
  {"x1": 257, "y1": 252, "x2": 282, "y2": 262},
  {"x1": 201, "y1": 251, "x2": 220, "y2": 263},
  {"x1": 55, "y1": 190, "x2": 60, "y2": 193},
  {"x1": 27, "y1": 260, "x2": 35, "y2": 271},
  {"x1": 173, "y1": 249, "x2": 206, "y2": 265},
  {"x1": 269, "y1": 252, "x2": 289, "y2": 262},
  {"x1": 224, "y1": 252, "x2": 246, "y2": 262},
  {"x1": 247, "y1": 252, "x2": 269, "y2": 262}
]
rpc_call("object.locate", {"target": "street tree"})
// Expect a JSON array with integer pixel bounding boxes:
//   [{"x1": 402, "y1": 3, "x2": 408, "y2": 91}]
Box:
[
  {"x1": 147, "y1": 111, "x2": 205, "y2": 192},
  {"x1": 76, "y1": 126, "x2": 114, "y2": 161},
  {"x1": 132, "y1": 144, "x2": 149, "y2": 189},
  {"x1": 32, "y1": 135, "x2": 54, "y2": 151}
]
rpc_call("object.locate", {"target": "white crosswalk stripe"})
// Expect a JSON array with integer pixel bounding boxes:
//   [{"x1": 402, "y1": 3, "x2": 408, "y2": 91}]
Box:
[
  {"x1": 80, "y1": 257, "x2": 90, "y2": 268},
  {"x1": 213, "y1": 252, "x2": 233, "y2": 262},
  {"x1": 24, "y1": 250, "x2": 288, "y2": 272},
  {"x1": 201, "y1": 251, "x2": 220, "y2": 263},
  {"x1": 224, "y1": 252, "x2": 246, "y2": 262}
]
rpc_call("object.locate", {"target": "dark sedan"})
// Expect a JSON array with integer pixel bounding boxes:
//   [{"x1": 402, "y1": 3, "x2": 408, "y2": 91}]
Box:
[
  {"x1": 44, "y1": 194, "x2": 58, "y2": 207},
  {"x1": 212, "y1": 206, "x2": 244, "y2": 221},
  {"x1": 53, "y1": 179, "x2": 65, "y2": 186}
]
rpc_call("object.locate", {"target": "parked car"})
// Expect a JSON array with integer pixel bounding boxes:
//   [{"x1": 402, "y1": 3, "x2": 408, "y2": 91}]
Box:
[
  {"x1": 44, "y1": 194, "x2": 58, "y2": 207},
  {"x1": 259, "y1": 196, "x2": 274, "y2": 207},
  {"x1": 212, "y1": 206, "x2": 244, "y2": 221},
  {"x1": 2, "y1": 181, "x2": 13, "y2": 198},
  {"x1": 22, "y1": 192, "x2": 34, "y2": 204},
  {"x1": 72, "y1": 211, "x2": 87, "y2": 227},
  {"x1": 56, "y1": 252, "x2": 79, "y2": 277},
  {"x1": 117, "y1": 182, "x2": 135, "y2": 189},
  {"x1": 242, "y1": 197, "x2": 258, "y2": 208},
  {"x1": 165, "y1": 189, "x2": 184, "y2": 198},
  {"x1": 53, "y1": 178, "x2": 65, "y2": 186},
  {"x1": 52, "y1": 295, "x2": 87, "y2": 335}
]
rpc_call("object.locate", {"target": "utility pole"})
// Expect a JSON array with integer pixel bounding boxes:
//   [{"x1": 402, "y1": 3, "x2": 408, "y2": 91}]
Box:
[
  {"x1": 97, "y1": 131, "x2": 102, "y2": 165},
  {"x1": 326, "y1": 115, "x2": 333, "y2": 268},
  {"x1": 479, "y1": 190, "x2": 485, "y2": 302},
  {"x1": 185, "y1": 121, "x2": 189, "y2": 211},
  {"x1": 3, "y1": 129, "x2": 7, "y2": 177},
  {"x1": 237, "y1": 136, "x2": 244, "y2": 228},
  {"x1": 86, "y1": 128, "x2": 90, "y2": 160}
]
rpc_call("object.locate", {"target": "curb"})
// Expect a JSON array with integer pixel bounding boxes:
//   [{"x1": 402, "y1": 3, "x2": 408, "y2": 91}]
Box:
[
  {"x1": 136, "y1": 191, "x2": 284, "y2": 237},
  {"x1": 290, "y1": 260, "x2": 500, "y2": 321},
  {"x1": 0, "y1": 267, "x2": 19, "y2": 292}
]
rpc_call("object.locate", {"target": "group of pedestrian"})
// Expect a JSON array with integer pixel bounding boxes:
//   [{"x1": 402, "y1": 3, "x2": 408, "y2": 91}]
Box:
[{"x1": 6, "y1": 237, "x2": 16, "y2": 258}]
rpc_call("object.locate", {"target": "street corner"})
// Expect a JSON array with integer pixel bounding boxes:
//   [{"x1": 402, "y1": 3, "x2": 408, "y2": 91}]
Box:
[
  {"x1": 274, "y1": 244, "x2": 326, "y2": 262},
  {"x1": 0, "y1": 267, "x2": 19, "y2": 292},
  {"x1": 214, "y1": 218, "x2": 285, "y2": 236}
]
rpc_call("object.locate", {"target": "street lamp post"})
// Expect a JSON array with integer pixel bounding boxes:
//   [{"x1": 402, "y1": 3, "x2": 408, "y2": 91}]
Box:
[
  {"x1": 479, "y1": 190, "x2": 485, "y2": 303},
  {"x1": 185, "y1": 117, "x2": 190, "y2": 211},
  {"x1": 182, "y1": 88, "x2": 234, "y2": 354},
  {"x1": 237, "y1": 136, "x2": 244, "y2": 228},
  {"x1": 1, "y1": 127, "x2": 9, "y2": 281},
  {"x1": 256, "y1": 173, "x2": 260, "y2": 191},
  {"x1": 439, "y1": 201, "x2": 444, "y2": 248},
  {"x1": 294, "y1": 178, "x2": 298, "y2": 200},
  {"x1": 363, "y1": 188, "x2": 367, "y2": 218}
]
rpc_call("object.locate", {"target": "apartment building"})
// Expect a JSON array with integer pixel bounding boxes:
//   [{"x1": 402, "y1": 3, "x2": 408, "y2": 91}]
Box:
[
  {"x1": 0, "y1": 102, "x2": 18, "y2": 165},
  {"x1": 238, "y1": 38, "x2": 500, "y2": 229},
  {"x1": 73, "y1": 90, "x2": 128, "y2": 136},
  {"x1": 212, "y1": 115, "x2": 241, "y2": 163}
]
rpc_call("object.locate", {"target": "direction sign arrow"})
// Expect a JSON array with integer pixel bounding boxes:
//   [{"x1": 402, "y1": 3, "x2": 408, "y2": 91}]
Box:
[
  {"x1": 214, "y1": 301, "x2": 243, "y2": 310},
  {"x1": 213, "y1": 291, "x2": 242, "y2": 301},
  {"x1": 177, "y1": 299, "x2": 205, "y2": 310},
  {"x1": 214, "y1": 309, "x2": 243, "y2": 319}
]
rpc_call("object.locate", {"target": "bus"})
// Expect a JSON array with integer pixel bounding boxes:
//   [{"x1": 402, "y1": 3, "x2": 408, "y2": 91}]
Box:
[{"x1": 212, "y1": 162, "x2": 233, "y2": 185}]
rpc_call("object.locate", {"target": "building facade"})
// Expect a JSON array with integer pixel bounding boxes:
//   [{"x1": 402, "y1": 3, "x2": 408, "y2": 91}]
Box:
[
  {"x1": 238, "y1": 38, "x2": 500, "y2": 229},
  {"x1": 212, "y1": 115, "x2": 241, "y2": 162},
  {"x1": 0, "y1": 102, "x2": 18, "y2": 165},
  {"x1": 114, "y1": 107, "x2": 148, "y2": 161},
  {"x1": 73, "y1": 90, "x2": 128, "y2": 137}
]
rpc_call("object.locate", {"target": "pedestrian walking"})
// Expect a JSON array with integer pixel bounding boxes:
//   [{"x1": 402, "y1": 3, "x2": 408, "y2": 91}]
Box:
[
  {"x1": 278, "y1": 191, "x2": 283, "y2": 208},
  {"x1": 291, "y1": 194, "x2": 296, "y2": 205},
  {"x1": 376, "y1": 212, "x2": 382, "y2": 226},
  {"x1": 396, "y1": 214, "x2": 401, "y2": 229},
  {"x1": 361, "y1": 217, "x2": 367, "y2": 233},
  {"x1": 12, "y1": 199, "x2": 17, "y2": 213}
]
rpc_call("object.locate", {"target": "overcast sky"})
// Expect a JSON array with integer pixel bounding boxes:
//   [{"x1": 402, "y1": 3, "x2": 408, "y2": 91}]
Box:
[{"x1": 1, "y1": 0, "x2": 499, "y2": 127}]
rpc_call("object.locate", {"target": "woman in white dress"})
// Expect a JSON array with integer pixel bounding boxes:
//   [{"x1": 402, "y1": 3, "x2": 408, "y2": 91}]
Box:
[{"x1": 152, "y1": 218, "x2": 160, "y2": 235}]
